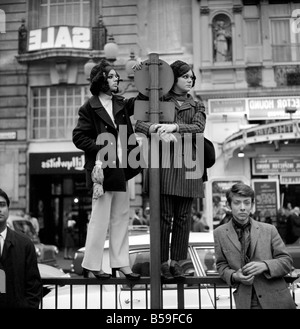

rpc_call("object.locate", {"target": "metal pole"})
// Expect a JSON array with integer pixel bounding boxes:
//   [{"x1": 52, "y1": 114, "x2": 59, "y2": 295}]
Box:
[{"x1": 148, "y1": 53, "x2": 162, "y2": 309}]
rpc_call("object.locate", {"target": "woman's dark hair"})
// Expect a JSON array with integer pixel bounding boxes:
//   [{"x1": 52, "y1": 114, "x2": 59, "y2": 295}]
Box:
[
  {"x1": 89, "y1": 60, "x2": 120, "y2": 96},
  {"x1": 170, "y1": 60, "x2": 196, "y2": 89},
  {"x1": 0, "y1": 188, "x2": 10, "y2": 207},
  {"x1": 226, "y1": 183, "x2": 255, "y2": 206}
]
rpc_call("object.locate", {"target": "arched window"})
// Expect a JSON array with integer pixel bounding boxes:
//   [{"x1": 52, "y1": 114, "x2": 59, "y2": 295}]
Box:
[{"x1": 212, "y1": 14, "x2": 232, "y2": 62}]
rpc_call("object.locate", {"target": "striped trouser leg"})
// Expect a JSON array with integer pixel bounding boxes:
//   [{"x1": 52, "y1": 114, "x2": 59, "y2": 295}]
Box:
[
  {"x1": 160, "y1": 194, "x2": 174, "y2": 263},
  {"x1": 170, "y1": 196, "x2": 194, "y2": 261}
]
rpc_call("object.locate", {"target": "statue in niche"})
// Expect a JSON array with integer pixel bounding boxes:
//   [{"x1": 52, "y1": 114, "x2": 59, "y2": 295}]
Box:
[
  {"x1": 18, "y1": 18, "x2": 27, "y2": 54},
  {"x1": 213, "y1": 19, "x2": 232, "y2": 62}
]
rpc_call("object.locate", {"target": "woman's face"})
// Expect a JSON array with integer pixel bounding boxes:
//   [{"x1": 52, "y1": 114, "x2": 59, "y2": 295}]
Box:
[
  {"x1": 107, "y1": 69, "x2": 119, "y2": 93},
  {"x1": 173, "y1": 69, "x2": 194, "y2": 93}
]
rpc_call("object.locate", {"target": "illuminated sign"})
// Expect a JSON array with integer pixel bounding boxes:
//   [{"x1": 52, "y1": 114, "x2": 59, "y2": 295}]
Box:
[{"x1": 28, "y1": 26, "x2": 90, "y2": 51}]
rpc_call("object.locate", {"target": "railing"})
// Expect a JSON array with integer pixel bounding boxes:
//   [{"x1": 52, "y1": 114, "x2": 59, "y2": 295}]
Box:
[{"x1": 40, "y1": 275, "x2": 299, "y2": 309}]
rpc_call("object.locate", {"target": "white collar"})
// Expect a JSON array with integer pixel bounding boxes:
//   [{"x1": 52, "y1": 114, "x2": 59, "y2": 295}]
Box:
[{"x1": 0, "y1": 226, "x2": 7, "y2": 240}]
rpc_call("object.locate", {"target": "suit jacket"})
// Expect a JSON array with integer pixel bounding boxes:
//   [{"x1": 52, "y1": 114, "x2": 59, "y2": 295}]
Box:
[
  {"x1": 73, "y1": 94, "x2": 143, "y2": 192},
  {"x1": 0, "y1": 227, "x2": 42, "y2": 308},
  {"x1": 135, "y1": 92, "x2": 206, "y2": 198},
  {"x1": 214, "y1": 218, "x2": 296, "y2": 309}
]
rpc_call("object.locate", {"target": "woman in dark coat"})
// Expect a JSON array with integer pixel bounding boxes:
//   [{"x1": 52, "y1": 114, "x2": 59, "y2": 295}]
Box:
[
  {"x1": 135, "y1": 60, "x2": 206, "y2": 279},
  {"x1": 73, "y1": 60, "x2": 142, "y2": 280}
]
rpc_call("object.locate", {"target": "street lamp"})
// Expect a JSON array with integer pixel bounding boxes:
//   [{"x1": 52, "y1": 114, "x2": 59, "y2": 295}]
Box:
[{"x1": 103, "y1": 34, "x2": 119, "y2": 64}]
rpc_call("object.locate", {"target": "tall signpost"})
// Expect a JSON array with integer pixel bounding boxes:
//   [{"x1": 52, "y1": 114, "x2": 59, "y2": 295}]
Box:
[{"x1": 134, "y1": 53, "x2": 174, "y2": 308}]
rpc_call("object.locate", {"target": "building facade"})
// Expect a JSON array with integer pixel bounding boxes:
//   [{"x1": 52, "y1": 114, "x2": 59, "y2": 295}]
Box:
[{"x1": 0, "y1": 0, "x2": 299, "y2": 244}]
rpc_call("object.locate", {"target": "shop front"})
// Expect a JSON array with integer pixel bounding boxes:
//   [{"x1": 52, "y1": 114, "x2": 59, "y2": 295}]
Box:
[{"x1": 29, "y1": 151, "x2": 89, "y2": 247}]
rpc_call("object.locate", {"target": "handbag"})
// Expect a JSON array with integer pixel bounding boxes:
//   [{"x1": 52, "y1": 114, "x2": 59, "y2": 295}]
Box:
[{"x1": 204, "y1": 137, "x2": 215, "y2": 169}]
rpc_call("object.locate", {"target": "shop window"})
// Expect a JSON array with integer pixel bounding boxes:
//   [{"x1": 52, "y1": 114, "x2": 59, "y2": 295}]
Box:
[
  {"x1": 39, "y1": 0, "x2": 90, "y2": 28},
  {"x1": 31, "y1": 86, "x2": 89, "y2": 140},
  {"x1": 212, "y1": 14, "x2": 232, "y2": 63},
  {"x1": 271, "y1": 19, "x2": 300, "y2": 63}
]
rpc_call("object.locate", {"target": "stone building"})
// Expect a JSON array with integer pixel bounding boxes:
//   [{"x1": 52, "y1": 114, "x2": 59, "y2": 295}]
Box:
[{"x1": 0, "y1": 0, "x2": 300, "y2": 244}]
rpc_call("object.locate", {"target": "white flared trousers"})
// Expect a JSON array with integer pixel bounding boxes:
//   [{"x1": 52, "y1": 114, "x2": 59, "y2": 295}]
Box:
[{"x1": 82, "y1": 186, "x2": 130, "y2": 271}]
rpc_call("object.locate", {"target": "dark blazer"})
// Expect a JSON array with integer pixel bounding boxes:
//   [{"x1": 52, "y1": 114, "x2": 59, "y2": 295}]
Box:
[
  {"x1": 0, "y1": 227, "x2": 42, "y2": 309},
  {"x1": 214, "y1": 218, "x2": 296, "y2": 309},
  {"x1": 135, "y1": 92, "x2": 206, "y2": 198},
  {"x1": 73, "y1": 94, "x2": 143, "y2": 192}
]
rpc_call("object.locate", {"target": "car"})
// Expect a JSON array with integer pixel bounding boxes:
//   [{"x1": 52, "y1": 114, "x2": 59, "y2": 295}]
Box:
[
  {"x1": 41, "y1": 231, "x2": 300, "y2": 309},
  {"x1": 7, "y1": 215, "x2": 59, "y2": 266},
  {"x1": 70, "y1": 225, "x2": 150, "y2": 275},
  {"x1": 38, "y1": 263, "x2": 71, "y2": 298}
]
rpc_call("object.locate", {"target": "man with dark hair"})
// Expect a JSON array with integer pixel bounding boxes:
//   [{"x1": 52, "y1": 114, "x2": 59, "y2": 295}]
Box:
[
  {"x1": 214, "y1": 182, "x2": 296, "y2": 309},
  {"x1": 0, "y1": 188, "x2": 42, "y2": 308}
]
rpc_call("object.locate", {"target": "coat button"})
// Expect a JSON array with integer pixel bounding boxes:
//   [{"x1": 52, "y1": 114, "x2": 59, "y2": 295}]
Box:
[
  {"x1": 105, "y1": 126, "x2": 108, "y2": 128},
  {"x1": 258, "y1": 295, "x2": 262, "y2": 298},
  {"x1": 112, "y1": 160, "x2": 116, "y2": 164},
  {"x1": 110, "y1": 142, "x2": 113, "y2": 145}
]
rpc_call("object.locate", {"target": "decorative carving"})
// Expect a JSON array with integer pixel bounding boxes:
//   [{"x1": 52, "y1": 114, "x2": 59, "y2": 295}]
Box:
[
  {"x1": 233, "y1": 5, "x2": 243, "y2": 14},
  {"x1": 246, "y1": 67, "x2": 262, "y2": 87},
  {"x1": 200, "y1": 6, "x2": 210, "y2": 15},
  {"x1": 274, "y1": 65, "x2": 300, "y2": 86},
  {"x1": 212, "y1": 14, "x2": 232, "y2": 62},
  {"x1": 18, "y1": 18, "x2": 27, "y2": 54}
]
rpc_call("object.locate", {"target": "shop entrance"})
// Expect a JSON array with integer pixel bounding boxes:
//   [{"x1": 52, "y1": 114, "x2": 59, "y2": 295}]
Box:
[{"x1": 30, "y1": 174, "x2": 91, "y2": 248}]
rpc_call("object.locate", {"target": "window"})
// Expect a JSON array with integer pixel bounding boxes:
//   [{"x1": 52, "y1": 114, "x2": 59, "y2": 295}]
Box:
[
  {"x1": 40, "y1": 0, "x2": 90, "y2": 27},
  {"x1": 245, "y1": 19, "x2": 261, "y2": 46},
  {"x1": 31, "y1": 86, "x2": 88, "y2": 140},
  {"x1": 271, "y1": 19, "x2": 300, "y2": 62}
]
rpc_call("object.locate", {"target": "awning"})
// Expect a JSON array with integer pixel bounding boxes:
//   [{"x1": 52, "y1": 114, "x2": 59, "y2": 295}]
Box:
[{"x1": 222, "y1": 119, "x2": 300, "y2": 163}]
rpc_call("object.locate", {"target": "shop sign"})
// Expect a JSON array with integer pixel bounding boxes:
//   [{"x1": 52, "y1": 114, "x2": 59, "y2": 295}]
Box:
[
  {"x1": 29, "y1": 152, "x2": 85, "y2": 174},
  {"x1": 252, "y1": 179, "x2": 279, "y2": 220},
  {"x1": 28, "y1": 26, "x2": 90, "y2": 51},
  {"x1": 248, "y1": 96, "x2": 300, "y2": 120},
  {"x1": 208, "y1": 98, "x2": 246, "y2": 115},
  {"x1": 280, "y1": 175, "x2": 300, "y2": 185},
  {"x1": 252, "y1": 157, "x2": 300, "y2": 175}
]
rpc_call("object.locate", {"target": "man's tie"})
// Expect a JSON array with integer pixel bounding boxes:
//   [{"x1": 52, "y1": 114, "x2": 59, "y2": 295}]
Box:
[{"x1": 0, "y1": 234, "x2": 3, "y2": 258}]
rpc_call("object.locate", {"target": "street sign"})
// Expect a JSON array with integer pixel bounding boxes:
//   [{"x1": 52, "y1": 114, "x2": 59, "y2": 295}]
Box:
[{"x1": 134, "y1": 58, "x2": 175, "y2": 122}]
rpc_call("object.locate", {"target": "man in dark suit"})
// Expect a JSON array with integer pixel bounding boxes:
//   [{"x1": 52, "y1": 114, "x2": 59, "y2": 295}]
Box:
[{"x1": 0, "y1": 188, "x2": 42, "y2": 308}]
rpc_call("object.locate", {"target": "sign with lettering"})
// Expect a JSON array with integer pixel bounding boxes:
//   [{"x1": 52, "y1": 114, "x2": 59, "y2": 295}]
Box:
[
  {"x1": 208, "y1": 98, "x2": 246, "y2": 115},
  {"x1": 280, "y1": 175, "x2": 300, "y2": 185},
  {"x1": 252, "y1": 157, "x2": 300, "y2": 175},
  {"x1": 29, "y1": 152, "x2": 85, "y2": 174},
  {"x1": 208, "y1": 96, "x2": 300, "y2": 120},
  {"x1": 28, "y1": 26, "x2": 91, "y2": 51},
  {"x1": 248, "y1": 96, "x2": 300, "y2": 120},
  {"x1": 252, "y1": 179, "x2": 279, "y2": 221},
  {"x1": 0, "y1": 131, "x2": 17, "y2": 140}
]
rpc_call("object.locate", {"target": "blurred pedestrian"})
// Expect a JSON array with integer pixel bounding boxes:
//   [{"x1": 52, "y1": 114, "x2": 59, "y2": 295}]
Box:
[
  {"x1": 214, "y1": 183, "x2": 296, "y2": 309},
  {"x1": 63, "y1": 212, "x2": 76, "y2": 260},
  {"x1": 135, "y1": 60, "x2": 206, "y2": 279},
  {"x1": 192, "y1": 211, "x2": 209, "y2": 232},
  {"x1": 24, "y1": 212, "x2": 39, "y2": 235},
  {"x1": 0, "y1": 188, "x2": 42, "y2": 308},
  {"x1": 286, "y1": 206, "x2": 300, "y2": 244},
  {"x1": 73, "y1": 59, "x2": 142, "y2": 280}
]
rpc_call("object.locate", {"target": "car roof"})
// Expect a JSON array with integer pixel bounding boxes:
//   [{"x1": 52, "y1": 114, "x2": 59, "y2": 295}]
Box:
[{"x1": 102, "y1": 231, "x2": 214, "y2": 249}]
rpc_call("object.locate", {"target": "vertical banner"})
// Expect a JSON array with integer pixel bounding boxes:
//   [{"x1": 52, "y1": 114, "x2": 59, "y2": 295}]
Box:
[{"x1": 252, "y1": 179, "x2": 280, "y2": 223}]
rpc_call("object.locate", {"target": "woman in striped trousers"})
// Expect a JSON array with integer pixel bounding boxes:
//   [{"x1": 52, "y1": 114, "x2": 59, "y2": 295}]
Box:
[{"x1": 135, "y1": 60, "x2": 207, "y2": 279}]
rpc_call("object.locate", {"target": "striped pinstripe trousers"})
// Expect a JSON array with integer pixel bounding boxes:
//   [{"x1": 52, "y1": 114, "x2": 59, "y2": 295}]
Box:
[{"x1": 160, "y1": 194, "x2": 194, "y2": 263}]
